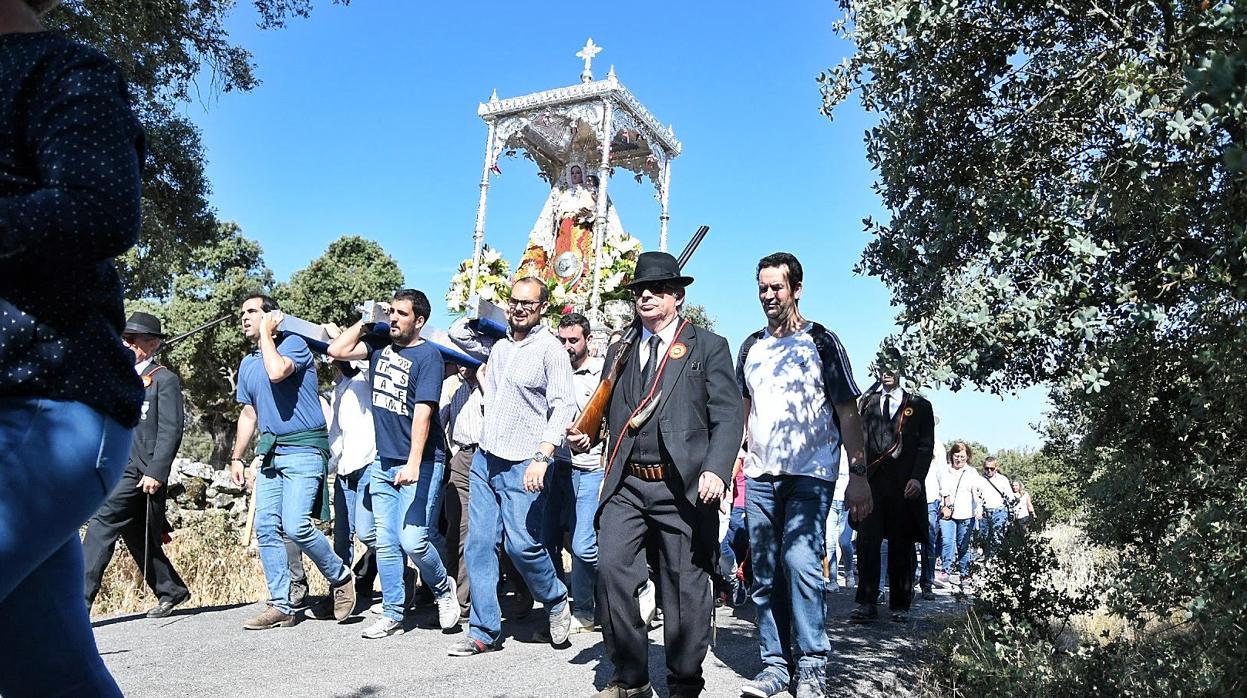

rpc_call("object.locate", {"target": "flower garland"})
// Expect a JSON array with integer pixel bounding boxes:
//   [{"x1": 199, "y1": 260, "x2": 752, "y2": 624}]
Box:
[{"x1": 445, "y1": 245, "x2": 512, "y2": 315}]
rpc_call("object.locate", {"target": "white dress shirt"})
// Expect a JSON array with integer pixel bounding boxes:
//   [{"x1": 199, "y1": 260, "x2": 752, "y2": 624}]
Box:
[
  {"x1": 327, "y1": 372, "x2": 376, "y2": 476},
  {"x1": 638, "y1": 317, "x2": 681, "y2": 371}
]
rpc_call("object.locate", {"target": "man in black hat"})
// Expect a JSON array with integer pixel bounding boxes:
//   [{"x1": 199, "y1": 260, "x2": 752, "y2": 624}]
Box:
[
  {"x1": 83, "y1": 312, "x2": 191, "y2": 618},
  {"x1": 569, "y1": 251, "x2": 744, "y2": 698}
]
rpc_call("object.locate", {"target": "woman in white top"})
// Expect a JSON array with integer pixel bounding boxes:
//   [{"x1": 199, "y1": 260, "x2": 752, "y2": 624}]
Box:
[
  {"x1": 937, "y1": 442, "x2": 981, "y2": 586},
  {"x1": 1010, "y1": 480, "x2": 1035, "y2": 529}
]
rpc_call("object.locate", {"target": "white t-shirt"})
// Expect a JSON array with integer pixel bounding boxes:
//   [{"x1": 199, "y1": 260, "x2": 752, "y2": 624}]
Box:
[
  {"x1": 939, "y1": 465, "x2": 983, "y2": 521},
  {"x1": 741, "y1": 325, "x2": 842, "y2": 482},
  {"x1": 980, "y1": 471, "x2": 1013, "y2": 509}
]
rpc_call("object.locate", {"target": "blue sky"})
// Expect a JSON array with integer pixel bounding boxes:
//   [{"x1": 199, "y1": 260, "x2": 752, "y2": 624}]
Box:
[{"x1": 184, "y1": 1, "x2": 1049, "y2": 451}]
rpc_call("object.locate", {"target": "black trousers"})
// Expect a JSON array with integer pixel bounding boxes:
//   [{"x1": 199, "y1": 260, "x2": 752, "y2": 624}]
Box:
[
  {"x1": 597, "y1": 475, "x2": 716, "y2": 696},
  {"x1": 83, "y1": 466, "x2": 188, "y2": 606},
  {"x1": 854, "y1": 474, "x2": 923, "y2": 611}
]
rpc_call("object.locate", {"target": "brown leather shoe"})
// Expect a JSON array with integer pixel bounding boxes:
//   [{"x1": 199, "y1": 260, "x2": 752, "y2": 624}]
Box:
[
  {"x1": 243, "y1": 606, "x2": 297, "y2": 630},
  {"x1": 332, "y1": 575, "x2": 357, "y2": 621}
]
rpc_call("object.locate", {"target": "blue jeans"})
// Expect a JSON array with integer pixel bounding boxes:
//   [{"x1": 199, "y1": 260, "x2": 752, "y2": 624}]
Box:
[
  {"x1": 982, "y1": 507, "x2": 1008, "y2": 557},
  {"x1": 0, "y1": 398, "x2": 130, "y2": 697},
  {"x1": 939, "y1": 518, "x2": 974, "y2": 576},
  {"x1": 825, "y1": 499, "x2": 854, "y2": 581},
  {"x1": 920, "y1": 500, "x2": 940, "y2": 588},
  {"x1": 465, "y1": 450, "x2": 567, "y2": 646},
  {"x1": 720, "y1": 506, "x2": 748, "y2": 581},
  {"x1": 369, "y1": 457, "x2": 449, "y2": 622},
  {"x1": 746, "y1": 474, "x2": 834, "y2": 673},
  {"x1": 333, "y1": 467, "x2": 371, "y2": 568},
  {"x1": 254, "y1": 451, "x2": 351, "y2": 615},
  {"x1": 542, "y1": 460, "x2": 603, "y2": 619}
]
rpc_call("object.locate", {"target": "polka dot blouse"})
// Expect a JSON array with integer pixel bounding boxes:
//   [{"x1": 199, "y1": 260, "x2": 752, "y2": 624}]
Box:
[{"x1": 0, "y1": 31, "x2": 145, "y2": 428}]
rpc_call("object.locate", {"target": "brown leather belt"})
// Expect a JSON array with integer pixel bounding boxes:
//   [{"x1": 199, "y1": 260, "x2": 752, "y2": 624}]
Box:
[{"x1": 627, "y1": 462, "x2": 673, "y2": 481}]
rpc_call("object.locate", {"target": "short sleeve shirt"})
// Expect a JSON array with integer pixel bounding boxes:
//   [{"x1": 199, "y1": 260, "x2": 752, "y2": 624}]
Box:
[
  {"x1": 738, "y1": 323, "x2": 858, "y2": 482},
  {"x1": 236, "y1": 334, "x2": 326, "y2": 453},
  {"x1": 368, "y1": 341, "x2": 446, "y2": 463}
]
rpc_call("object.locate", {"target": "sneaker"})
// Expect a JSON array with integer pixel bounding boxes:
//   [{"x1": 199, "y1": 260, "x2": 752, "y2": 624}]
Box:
[
  {"x1": 361, "y1": 616, "x2": 404, "y2": 639},
  {"x1": 824, "y1": 577, "x2": 840, "y2": 593},
  {"x1": 447, "y1": 637, "x2": 499, "y2": 657},
  {"x1": 289, "y1": 579, "x2": 310, "y2": 611},
  {"x1": 935, "y1": 571, "x2": 951, "y2": 588},
  {"x1": 921, "y1": 587, "x2": 936, "y2": 601},
  {"x1": 741, "y1": 668, "x2": 789, "y2": 698},
  {"x1": 436, "y1": 577, "x2": 460, "y2": 630},
  {"x1": 332, "y1": 575, "x2": 357, "y2": 622},
  {"x1": 591, "y1": 682, "x2": 655, "y2": 698},
  {"x1": 548, "y1": 599, "x2": 572, "y2": 645},
  {"x1": 876, "y1": 589, "x2": 886, "y2": 605},
  {"x1": 794, "y1": 665, "x2": 827, "y2": 698},
  {"x1": 638, "y1": 579, "x2": 657, "y2": 626},
  {"x1": 243, "y1": 606, "x2": 297, "y2": 630},
  {"x1": 570, "y1": 613, "x2": 597, "y2": 634}
]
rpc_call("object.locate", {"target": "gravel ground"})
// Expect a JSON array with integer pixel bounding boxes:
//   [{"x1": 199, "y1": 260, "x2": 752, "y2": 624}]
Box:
[{"x1": 94, "y1": 583, "x2": 963, "y2": 698}]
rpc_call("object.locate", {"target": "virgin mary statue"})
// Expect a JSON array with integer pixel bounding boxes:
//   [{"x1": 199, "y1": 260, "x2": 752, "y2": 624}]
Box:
[{"x1": 518, "y1": 162, "x2": 628, "y2": 290}]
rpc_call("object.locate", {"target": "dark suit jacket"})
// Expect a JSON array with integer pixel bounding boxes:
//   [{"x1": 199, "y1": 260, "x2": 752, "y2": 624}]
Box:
[
  {"x1": 129, "y1": 362, "x2": 185, "y2": 483},
  {"x1": 599, "y1": 320, "x2": 744, "y2": 510},
  {"x1": 860, "y1": 390, "x2": 935, "y2": 488}
]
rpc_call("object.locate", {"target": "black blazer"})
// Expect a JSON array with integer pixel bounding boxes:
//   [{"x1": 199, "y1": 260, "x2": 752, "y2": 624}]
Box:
[
  {"x1": 859, "y1": 390, "x2": 935, "y2": 486},
  {"x1": 599, "y1": 320, "x2": 744, "y2": 509},
  {"x1": 129, "y1": 362, "x2": 185, "y2": 483}
]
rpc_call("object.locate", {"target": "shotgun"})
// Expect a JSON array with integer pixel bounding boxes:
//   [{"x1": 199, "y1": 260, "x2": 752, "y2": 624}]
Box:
[
  {"x1": 572, "y1": 226, "x2": 710, "y2": 444},
  {"x1": 154, "y1": 314, "x2": 232, "y2": 353}
]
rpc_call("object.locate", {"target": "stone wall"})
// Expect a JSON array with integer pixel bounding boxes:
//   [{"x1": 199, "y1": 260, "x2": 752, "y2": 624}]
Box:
[{"x1": 165, "y1": 458, "x2": 249, "y2": 529}]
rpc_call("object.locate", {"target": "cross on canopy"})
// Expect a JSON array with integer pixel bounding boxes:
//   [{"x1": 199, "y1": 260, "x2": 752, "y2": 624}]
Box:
[{"x1": 576, "y1": 38, "x2": 603, "y2": 83}]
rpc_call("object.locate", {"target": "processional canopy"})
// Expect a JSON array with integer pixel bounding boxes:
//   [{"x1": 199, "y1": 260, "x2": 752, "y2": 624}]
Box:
[{"x1": 457, "y1": 39, "x2": 681, "y2": 331}]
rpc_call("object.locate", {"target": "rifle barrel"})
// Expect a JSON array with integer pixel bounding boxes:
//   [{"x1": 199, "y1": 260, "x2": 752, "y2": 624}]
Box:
[
  {"x1": 676, "y1": 225, "x2": 709, "y2": 268},
  {"x1": 159, "y1": 314, "x2": 232, "y2": 351}
]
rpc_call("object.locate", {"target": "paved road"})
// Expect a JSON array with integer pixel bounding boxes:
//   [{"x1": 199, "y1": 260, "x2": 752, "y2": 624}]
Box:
[{"x1": 95, "y1": 586, "x2": 961, "y2": 698}]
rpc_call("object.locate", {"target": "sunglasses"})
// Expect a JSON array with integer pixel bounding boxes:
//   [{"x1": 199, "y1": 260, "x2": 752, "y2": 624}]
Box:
[{"x1": 631, "y1": 281, "x2": 678, "y2": 297}]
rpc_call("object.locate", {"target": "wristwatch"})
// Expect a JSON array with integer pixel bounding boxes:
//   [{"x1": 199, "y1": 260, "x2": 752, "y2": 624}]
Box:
[
  {"x1": 849, "y1": 461, "x2": 867, "y2": 476},
  {"x1": 531, "y1": 451, "x2": 551, "y2": 464}
]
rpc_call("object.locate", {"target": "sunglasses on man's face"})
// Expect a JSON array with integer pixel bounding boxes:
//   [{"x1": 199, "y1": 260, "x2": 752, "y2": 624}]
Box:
[{"x1": 632, "y1": 282, "x2": 677, "y2": 298}]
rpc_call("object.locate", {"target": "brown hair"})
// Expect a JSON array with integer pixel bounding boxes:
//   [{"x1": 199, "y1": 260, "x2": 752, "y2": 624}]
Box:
[{"x1": 947, "y1": 441, "x2": 973, "y2": 463}]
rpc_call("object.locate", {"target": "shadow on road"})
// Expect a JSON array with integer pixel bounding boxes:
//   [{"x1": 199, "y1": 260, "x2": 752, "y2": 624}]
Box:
[{"x1": 90, "y1": 602, "x2": 251, "y2": 629}]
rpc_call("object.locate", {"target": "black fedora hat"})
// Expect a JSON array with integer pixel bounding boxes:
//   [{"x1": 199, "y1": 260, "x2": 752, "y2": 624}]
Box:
[
  {"x1": 123, "y1": 311, "x2": 166, "y2": 338},
  {"x1": 626, "y1": 251, "x2": 694, "y2": 289}
]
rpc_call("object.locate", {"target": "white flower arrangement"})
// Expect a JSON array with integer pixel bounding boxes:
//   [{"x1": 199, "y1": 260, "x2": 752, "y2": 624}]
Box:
[{"x1": 445, "y1": 244, "x2": 512, "y2": 315}]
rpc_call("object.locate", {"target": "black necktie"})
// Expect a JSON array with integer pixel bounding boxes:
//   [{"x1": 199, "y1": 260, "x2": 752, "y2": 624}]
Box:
[
  {"x1": 640, "y1": 335, "x2": 661, "y2": 392},
  {"x1": 883, "y1": 394, "x2": 892, "y2": 420}
]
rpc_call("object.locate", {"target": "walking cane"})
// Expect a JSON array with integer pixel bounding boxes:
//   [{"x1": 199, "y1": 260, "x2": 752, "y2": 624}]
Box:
[
  {"x1": 143, "y1": 493, "x2": 151, "y2": 593},
  {"x1": 241, "y1": 486, "x2": 258, "y2": 545}
]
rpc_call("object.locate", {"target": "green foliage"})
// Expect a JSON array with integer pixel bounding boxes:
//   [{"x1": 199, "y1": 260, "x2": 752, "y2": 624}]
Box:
[
  {"x1": 993, "y1": 447, "x2": 1083, "y2": 524},
  {"x1": 944, "y1": 437, "x2": 990, "y2": 468},
  {"x1": 160, "y1": 222, "x2": 273, "y2": 464},
  {"x1": 681, "y1": 303, "x2": 716, "y2": 332},
  {"x1": 275, "y1": 235, "x2": 405, "y2": 328},
  {"x1": 46, "y1": 1, "x2": 348, "y2": 299},
  {"x1": 824, "y1": 0, "x2": 1247, "y2": 692}
]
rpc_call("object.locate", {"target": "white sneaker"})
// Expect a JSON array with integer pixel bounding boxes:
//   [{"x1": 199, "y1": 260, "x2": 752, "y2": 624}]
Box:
[
  {"x1": 637, "y1": 580, "x2": 657, "y2": 627},
  {"x1": 436, "y1": 576, "x2": 460, "y2": 630},
  {"x1": 361, "y1": 616, "x2": 404, "y2": 639}
]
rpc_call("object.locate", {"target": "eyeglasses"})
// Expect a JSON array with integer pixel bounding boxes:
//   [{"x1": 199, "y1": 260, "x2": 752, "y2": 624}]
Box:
[{"x1": 507, "y1": 298, "x2": 542, "y2": 310}]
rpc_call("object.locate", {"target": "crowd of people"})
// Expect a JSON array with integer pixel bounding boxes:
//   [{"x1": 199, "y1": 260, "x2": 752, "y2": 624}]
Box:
[{"x1": 0, "y1": 5, "x2": 1034, "y2": 696}]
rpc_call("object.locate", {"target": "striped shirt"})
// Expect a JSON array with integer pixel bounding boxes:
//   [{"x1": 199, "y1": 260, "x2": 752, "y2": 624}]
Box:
[
  {"x1": 441, "y1": 376, "x2": 484, "y2": 453},
  {"x1": 473, "y1": 323, "x2": 577, "y2": 461}
]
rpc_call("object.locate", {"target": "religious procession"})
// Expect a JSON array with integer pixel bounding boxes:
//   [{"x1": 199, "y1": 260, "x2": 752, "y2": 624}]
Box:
[{"x1": 4, "y1": 1, "x2": 1242, "y2": 697}]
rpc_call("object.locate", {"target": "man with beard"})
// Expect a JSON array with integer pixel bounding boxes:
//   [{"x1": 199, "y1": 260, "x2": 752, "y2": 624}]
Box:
[
  {"x1": 736, "y1": 252, "x2": 872, "y2": 698},
  {"x1": 447, "y1": 277, "x2": 577, "y2": 656},
  {"x1": 544, "y1": 311, "x2": 606, "y2": 633},
  {"x1": 83, "y1": 312, "x2": 190, "y2": 618},
  {"x1": 328, "y1": 289, "x2": 459, "y2": 638},
  {"x1": 229, "y1": 294, "x2": 355, "y2": 630}
]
